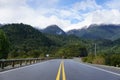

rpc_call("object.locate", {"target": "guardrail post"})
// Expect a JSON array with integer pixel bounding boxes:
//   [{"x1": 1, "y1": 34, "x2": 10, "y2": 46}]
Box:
[
  {"x1": 20, "y1": 60, "x2": 22, "y2": 66},
  {"x1": 30, "y1": 60, "x2": 32, "y2": 64},
  {"x1": 12, "y1": 61, "x2": 15, "y2": 68},
  {"x1": 25, "y1": 60, "x2": 27, "y2": 65},
  {"x1": 1, "y1": 61, "x2": 4, "y2": 69},
  {"x1": 0, "y1": 62, "x2": 1, "y2": 68},
  {"x1": 33, "y1": 60, "x2": 35, "y2": 63}
]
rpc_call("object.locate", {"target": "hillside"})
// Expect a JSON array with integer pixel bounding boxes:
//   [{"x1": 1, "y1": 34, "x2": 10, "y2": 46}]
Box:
[
  {"x1": 45, "y1": 34, "x2": 84, "y2": 46},
  {"x1": 0, "y1": 23, "x2": 55, "y2": 47},
  {"x1": 0, "y1": 23, "x2": 88, "y2": 58},
  {"x1": 67, "y1": 24, "x2": 120, "y2": 40},
  {"x1": 0, "y1": 23, "x2": 56, "y2": 58}
]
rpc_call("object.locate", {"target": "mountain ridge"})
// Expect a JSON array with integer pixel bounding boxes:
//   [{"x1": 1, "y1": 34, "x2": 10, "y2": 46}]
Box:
[{"x1": 67, "y1": 24, "x2": 120, "y2": 40}]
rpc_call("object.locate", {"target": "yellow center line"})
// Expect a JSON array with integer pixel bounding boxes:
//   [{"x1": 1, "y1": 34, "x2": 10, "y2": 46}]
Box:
[
  {"x1": 56, "y1": 61, "x2": 66, "y2": 80},
  {"x1": 62, "y1": 61, "x2": 66, "y2": 80},
  {"x1": 56, "y1": 61, "x2": 62, "y2": 80}
]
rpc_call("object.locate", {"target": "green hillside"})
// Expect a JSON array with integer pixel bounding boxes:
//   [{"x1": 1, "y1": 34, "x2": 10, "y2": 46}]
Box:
[
  {"x1": 1, "y1": 23, "x2": 55, "y2": 47},
  {"x1": 0, "y1": 23, "x2": 56, "y2": 58},
  {"x1": 0, "y1": 23, "x2": 87, "y2": 58}
]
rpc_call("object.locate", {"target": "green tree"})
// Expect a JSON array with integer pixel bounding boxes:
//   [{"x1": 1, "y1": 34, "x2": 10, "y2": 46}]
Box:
[{"x1": 0, "y1": 29, "x2": 10, "y2": 59}]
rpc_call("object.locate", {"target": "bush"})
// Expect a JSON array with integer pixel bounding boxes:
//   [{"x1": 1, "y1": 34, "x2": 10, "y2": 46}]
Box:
[{"x1": 92, "y1": 56, "x2": 105, "y2": 64}]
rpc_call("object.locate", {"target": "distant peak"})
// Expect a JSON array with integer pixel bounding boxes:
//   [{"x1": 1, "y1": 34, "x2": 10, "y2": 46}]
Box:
[{"x1": 41, "y1": 24, "x2": 66, "y2": 35}]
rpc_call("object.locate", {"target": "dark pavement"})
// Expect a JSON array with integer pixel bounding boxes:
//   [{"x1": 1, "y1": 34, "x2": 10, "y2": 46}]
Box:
[
  {"x1": 64, "y1": 60, "x2": 120, "y2": 80},
  {"x1": 0, "y1": 59, "x2": 120, "y2": 80}
]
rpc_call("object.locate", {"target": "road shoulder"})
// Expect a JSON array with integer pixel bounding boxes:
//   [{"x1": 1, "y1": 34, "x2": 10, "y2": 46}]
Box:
[{"x1": 73, "y1": 57, "x2": 120, "y2": 74}]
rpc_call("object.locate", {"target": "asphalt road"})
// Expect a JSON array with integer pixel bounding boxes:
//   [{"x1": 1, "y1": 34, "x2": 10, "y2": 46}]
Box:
[{"x1": 0, "y1": 59, "x2": 120, "y2": 80}]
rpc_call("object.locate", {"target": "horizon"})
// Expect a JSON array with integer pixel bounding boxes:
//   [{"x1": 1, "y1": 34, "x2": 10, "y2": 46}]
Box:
[{"x1": 0, "y1": 0, "x2": 120, "y2": 31}]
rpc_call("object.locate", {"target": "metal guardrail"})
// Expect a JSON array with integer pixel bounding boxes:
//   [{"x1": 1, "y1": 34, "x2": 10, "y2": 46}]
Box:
[{"x1": 0, "y1": 58, "x2": 46, "y2": 70}]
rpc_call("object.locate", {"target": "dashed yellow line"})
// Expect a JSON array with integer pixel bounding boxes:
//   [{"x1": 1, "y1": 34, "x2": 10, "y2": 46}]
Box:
[{"x1": 56, "y1": 61, "x2": 66, "y2": 80}]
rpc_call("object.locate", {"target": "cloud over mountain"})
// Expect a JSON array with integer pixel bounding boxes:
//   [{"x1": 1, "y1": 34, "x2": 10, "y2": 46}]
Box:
[{"x1": 0, "y1": 0, "x2": 120, "y2": 31}]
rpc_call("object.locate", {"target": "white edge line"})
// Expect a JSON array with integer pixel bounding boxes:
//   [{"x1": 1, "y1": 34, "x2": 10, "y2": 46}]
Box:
[
  {"x1": 78, "y1": 62, "x2": 120, "y2": 76},
  {"x1": 0, "y1": 59, "x2": 60, "y2": 74},
  {"x1": 0, "y1": 60, "x2": 49, "y2": 74}
]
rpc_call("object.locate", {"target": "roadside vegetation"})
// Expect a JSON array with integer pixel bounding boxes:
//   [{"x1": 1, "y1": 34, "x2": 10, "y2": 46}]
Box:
[{"x1": 82, "y1": 46, "x2": 120, "y2": 67}]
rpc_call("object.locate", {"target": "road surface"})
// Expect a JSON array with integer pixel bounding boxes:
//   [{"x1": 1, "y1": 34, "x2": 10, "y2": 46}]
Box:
[{"x1": 0, "y1": 59, "x2": 120, "y2": 80}]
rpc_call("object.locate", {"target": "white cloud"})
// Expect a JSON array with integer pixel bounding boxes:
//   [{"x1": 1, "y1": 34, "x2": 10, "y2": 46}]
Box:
[
  {"x1": 0, "y1": 0, "x2": 77, "y2": 31},
  {"x1": 91, "y1": 9, "x2": 120, "y2": 24},
  {"x1": 0, "y1": 0, "x2": 120, "y2": 31},
  {"x1": 64, "y1": 12, "x2": 93, "y2": 31},
  {"x1": 0, "y1": 0, "x2": 61, "y2": 27},
  {"x1": 33, "y1": 15, "x2": 71, "y2": 30},
  {"x1": 64, "y1": 9, "x2": 120, "y2": 31},
  {"x1": 0, "y1": 0, "x2": 27, "y2": 8}
]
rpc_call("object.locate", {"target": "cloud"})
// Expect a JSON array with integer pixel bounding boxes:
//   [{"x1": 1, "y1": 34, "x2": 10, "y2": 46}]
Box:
[
  {"x1": 66, "y1": 9, "x2": 120, "y2": 31},
  {"x1": 0, "y1": 0, "x2": 27, "y2": 8},
  {"x1": 0, "y1": 0, "x2": 120, "y2": 31},
  {"x1": 0, "y1": 0, "x2": 78, "y2": 31},
  {"x1": 64, "y1": 12, "x2": 93, "y2": 31},
  {"x1": 32, "y1": 15, "x2": 71, "y2": 30},
  {"x1": 0, "y1": 0, "x2": 59, "y2": 26},
  {"x1": 91, "y1": 9, "x2": 120, "y2": 24}
]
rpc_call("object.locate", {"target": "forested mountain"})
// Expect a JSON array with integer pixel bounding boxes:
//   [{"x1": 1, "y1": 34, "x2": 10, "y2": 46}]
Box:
[
  {"x1": 0, "y1": 23, "x2": 57, "y2": 58},
  {"x1": 0, "y1": 23, "x2": 55, "y2": 47},
  {"x1": 0, "y1": 23, "x2": 87, "y2": 58},
  {"x1": 41, "y1": 25, "x2": 66, "y2": 35},
  {"x1": 67, "y1": 24, "x2": 120, "y2": 40}
]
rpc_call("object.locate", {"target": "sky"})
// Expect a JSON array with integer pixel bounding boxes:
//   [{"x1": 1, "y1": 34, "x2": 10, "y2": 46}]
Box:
[{"x1": 0, "y1": 0, "x2": 120, "y2": 31}]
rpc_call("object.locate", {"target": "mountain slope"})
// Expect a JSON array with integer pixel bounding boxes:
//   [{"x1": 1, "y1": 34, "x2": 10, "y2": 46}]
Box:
[
  {"x1": 0, "y1": 23, "x2": 55, "y2": 48},
  {"x1": 67, "y1": 24, "x2": 120, "y2": 40},
  {"x1": 0, "y1": 23, "x2": 88, "y2": 58},
  {"x1": 41, "y1": 25, "x2": 66, "y2": 35}
]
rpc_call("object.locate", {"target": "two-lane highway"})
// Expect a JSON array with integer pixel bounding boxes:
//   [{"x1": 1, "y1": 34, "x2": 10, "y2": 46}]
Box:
[{"x1": 0, "y1": 59, "x2": 120, "y2": 80}]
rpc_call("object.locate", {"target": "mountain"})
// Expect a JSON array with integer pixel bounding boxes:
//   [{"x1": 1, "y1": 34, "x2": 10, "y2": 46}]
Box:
[
  {"x1": 0, "y1": 23, "x2": 88, "y2": 58},
  {"x1": 67, "y1": 24, "x2": 120, "y2": 40},
  {"x1": 41, "y1": 25, "x2": 66, "y2": 35},
  {"x1": 0, "y1": 23, "x2": 55, "y2": 48}
]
